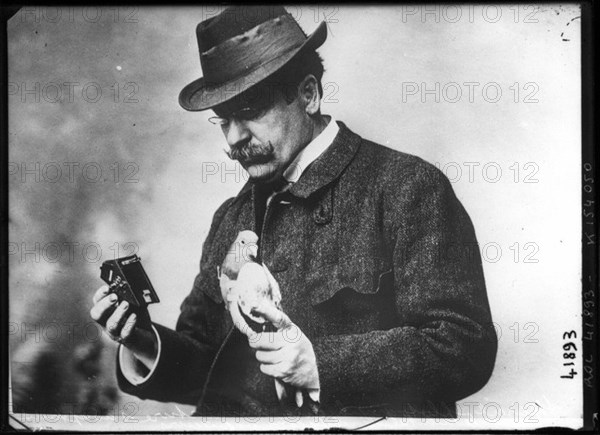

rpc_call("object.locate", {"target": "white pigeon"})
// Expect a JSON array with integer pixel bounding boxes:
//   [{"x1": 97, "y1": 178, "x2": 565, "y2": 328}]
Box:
[
  {"x1": 218, "y1": 230, "x2": 290, "y2": 402},
  {"x1": 218, "y1": 230, "x2": 259, "y2": 306},
  {"x1": 218, "y1": 231, "x2": 282, "y2": 319}
]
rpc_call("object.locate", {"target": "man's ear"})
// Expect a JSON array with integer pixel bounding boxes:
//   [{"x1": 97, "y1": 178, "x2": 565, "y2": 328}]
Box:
[{"x1": 299, "y1": 75, "x2": 321, "y2": 116}]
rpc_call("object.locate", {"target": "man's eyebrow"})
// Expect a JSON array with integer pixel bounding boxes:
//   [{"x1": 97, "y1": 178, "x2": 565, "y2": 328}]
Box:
[
  {"x1": 213, "y1": 106, "x2": 229, "y2": 116},
  {"x1": 213, "y1": 101, "x2": 241, "y2": 117},
  {"x1": 214, "y1": 94, "x2": 274, "y2": 117},
  {"x1": 213, "y1": 105, "x2": 243, "y2": 118}
]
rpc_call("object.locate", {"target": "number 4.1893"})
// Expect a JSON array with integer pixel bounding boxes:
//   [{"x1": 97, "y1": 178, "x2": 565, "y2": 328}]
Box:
[{"x1": 561, "y1": 330, "x2": 577, "y2": 379}]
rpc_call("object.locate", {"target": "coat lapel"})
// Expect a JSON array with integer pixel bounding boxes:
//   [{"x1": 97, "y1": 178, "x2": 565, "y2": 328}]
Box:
[
  {"x1": 288, "y1": 121, "x2": 361, "y2": 199},
  {"x1": 231, "y1": 121, "x2": 362, "y2": 204}
]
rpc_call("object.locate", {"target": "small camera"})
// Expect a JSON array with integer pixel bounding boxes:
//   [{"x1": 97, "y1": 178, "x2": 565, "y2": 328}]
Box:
[{"x1": 100, "y1": 254, "x2": 159, "y2": 329}]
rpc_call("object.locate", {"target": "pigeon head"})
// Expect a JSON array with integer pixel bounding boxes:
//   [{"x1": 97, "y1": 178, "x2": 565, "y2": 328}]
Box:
[{"x1": 234, "y1": 230, "x2": 259, "y2": 262}]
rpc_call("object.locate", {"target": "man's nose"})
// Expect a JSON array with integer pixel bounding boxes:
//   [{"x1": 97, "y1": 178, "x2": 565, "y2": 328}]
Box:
[{"x1": 225, "y1": 118, "x2": 251, "y2": 147}]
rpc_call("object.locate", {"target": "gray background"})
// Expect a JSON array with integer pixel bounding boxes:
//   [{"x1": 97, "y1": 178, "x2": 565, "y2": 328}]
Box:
[{"x1": 9, "y1": 4, "x2": 582, "y2": 428}]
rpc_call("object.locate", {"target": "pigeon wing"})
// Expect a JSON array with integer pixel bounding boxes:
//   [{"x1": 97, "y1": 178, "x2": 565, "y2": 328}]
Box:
[{"x1": 262, "y1": 263, "x2": 282, "y2": 310}]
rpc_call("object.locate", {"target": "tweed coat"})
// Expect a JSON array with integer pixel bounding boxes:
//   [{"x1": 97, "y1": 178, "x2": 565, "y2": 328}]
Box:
[{"x1": 117, "y1": 121, "x2": 497, "y2": 417}]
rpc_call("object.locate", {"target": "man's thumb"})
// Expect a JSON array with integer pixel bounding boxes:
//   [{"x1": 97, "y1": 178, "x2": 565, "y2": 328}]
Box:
[{"x1": 252, "y1": 302, "x2": 291, "y2": 329}]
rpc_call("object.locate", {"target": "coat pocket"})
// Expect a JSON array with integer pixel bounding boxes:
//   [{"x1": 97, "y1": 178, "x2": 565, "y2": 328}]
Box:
[{"x1": 307, "y1": 254, "x2": 393, "y2": 306}]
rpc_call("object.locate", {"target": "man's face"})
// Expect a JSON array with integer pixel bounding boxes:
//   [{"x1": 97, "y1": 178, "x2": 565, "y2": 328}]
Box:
[{"x1": 212, "y1": 83, "x2": 314, "y2": 184}]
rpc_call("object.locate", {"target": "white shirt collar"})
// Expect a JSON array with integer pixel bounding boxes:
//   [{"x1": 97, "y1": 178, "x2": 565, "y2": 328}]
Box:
[{"x1": 283, "y1": 116, "x2": 339, "y2": 184}]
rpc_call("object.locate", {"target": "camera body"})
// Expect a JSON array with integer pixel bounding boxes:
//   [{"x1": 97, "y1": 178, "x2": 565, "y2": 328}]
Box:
[{"x1": 100, "y1": 254, "x2": 159, "y2": 329}]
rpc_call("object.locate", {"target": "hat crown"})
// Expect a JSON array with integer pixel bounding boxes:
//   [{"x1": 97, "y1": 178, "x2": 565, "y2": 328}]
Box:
[
  {"x1": 196, "y1": 6, "x2": 289, "y2": 53},
  {"x1": 179, "y1": 6, "x2": 327, "y2": 111}
]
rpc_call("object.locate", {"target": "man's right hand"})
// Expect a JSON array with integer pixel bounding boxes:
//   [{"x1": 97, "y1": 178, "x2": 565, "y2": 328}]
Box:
[{"x1": 90, "y1": 285, "x2": 158, "y2": 364}]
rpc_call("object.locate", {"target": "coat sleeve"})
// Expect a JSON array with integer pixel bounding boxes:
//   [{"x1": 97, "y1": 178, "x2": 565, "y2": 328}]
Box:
[
  {"x1": 117, "y1": 198, "x2": 235, "y2": 405},
  {"x1": 311, "y1": 160, "x2": 497, "y2": 405}
]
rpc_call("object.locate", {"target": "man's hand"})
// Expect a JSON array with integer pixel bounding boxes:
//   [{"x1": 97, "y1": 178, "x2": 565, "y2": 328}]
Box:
[
  {"x1": 90, "y1": 285, "x2": 157, "y2": 365},
  {"x1": 247, "y1": 302, "x2": 320, "y2": 405}
]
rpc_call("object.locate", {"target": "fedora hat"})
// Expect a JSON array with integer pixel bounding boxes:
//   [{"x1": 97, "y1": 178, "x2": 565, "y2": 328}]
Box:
[{"x1": 179, "y1": 6, "x2": 327, "y2": 111}]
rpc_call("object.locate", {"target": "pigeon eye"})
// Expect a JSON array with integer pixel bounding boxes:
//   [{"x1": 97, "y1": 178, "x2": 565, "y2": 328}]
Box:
[{"x1": 241, "y1": 241, "x2": 245, "y2": 244}]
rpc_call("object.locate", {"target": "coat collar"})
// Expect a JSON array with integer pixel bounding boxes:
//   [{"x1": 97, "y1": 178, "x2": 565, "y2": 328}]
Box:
[{"x1": 234, "y1": 121, "x2": 361, "y2": 201}]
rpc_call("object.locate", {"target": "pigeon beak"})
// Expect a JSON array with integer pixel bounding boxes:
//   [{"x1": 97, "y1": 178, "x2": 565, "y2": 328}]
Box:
[{"x1": 248, "y1": 244, "x2": 259, "y2": 261}]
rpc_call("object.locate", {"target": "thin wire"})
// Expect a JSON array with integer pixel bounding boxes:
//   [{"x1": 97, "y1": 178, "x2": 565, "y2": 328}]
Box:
[
  {"x1": 351, "y1": 415, "x2": 387, "y2": 431},
  {"x1": 197, "y1": 325, "x2": 236, "y2": 412},
  {"x1": 9, "y1": 413, "x2": 33, "y2": 430}
]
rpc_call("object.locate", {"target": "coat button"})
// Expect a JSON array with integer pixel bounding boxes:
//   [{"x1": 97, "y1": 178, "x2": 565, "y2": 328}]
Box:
[
  {"x1": 313, "y1": 203, "x2": 332, "y2": 224},
  {"x1": 311, "y1": 189, "x2": 333, "y2": 224}
]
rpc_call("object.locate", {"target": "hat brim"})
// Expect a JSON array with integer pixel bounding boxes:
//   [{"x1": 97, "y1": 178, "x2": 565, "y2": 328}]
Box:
[{"x1": 179, "y1": 20, "x2": 327, "y2": 112}]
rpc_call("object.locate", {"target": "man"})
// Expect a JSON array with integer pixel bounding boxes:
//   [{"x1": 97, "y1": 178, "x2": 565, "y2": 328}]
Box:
[{"x1": 90, "y1": 6, "x2": 497, "y2": 418}]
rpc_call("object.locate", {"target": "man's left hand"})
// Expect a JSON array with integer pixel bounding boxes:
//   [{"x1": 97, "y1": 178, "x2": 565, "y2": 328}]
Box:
[{"x1": 247, "y1": 302, "x2": 320, "y2": 404}]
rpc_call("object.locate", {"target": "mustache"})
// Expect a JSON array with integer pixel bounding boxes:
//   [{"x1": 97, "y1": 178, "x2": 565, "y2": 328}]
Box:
[{"x1": 225, "y1": 141, "x2": 275, "y2": 163}]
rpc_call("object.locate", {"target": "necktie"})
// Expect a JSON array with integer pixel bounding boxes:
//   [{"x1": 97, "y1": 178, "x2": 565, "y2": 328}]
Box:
[{"x1": 254, "y1": 177, "x2": 292, "y2": 238}]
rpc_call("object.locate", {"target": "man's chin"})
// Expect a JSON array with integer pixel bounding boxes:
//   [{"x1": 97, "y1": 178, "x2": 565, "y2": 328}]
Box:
[{"x1": 244, "y1": 162, "x2": 279, "y2": 183}]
